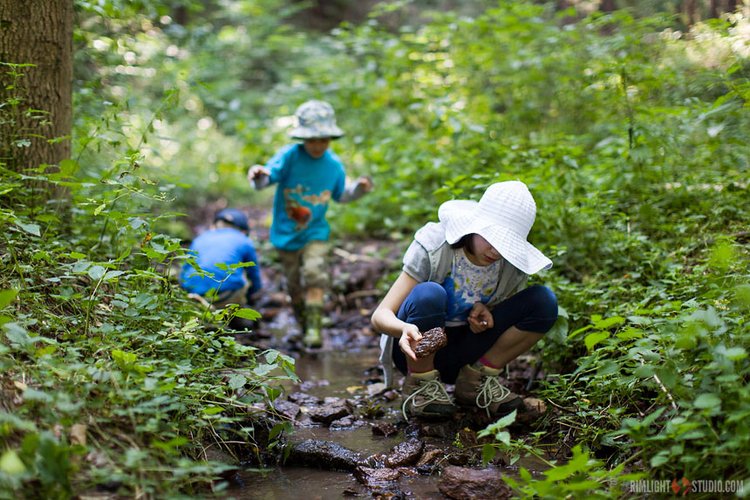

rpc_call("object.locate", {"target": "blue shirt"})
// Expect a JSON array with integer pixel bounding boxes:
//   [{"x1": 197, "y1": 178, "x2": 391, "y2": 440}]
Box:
[
  {"x1": 180, "y1": 227, "x2": 262, "y2": 297},
  {"x1": 266, "y1": 143, "x2": 346, "y2": 251}
]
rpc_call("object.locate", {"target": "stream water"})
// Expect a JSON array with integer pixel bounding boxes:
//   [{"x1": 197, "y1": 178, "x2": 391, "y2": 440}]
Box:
[{"x1": 230, "y1": 349, "x2": 447, "y2": 499}]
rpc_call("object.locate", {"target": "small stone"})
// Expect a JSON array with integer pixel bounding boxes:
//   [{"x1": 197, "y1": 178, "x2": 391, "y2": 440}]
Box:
[
  {"x1": 355, "y1": 466, "x2": 400, "y2": 486},
  {"x1": 287, "y1": 439, "x2": 363, "y2": 471},
  {"x1": 438, "y1": 465, "x2": 512, "y2": 499},
  {"x1": 415, "y1": 447, "x2": 444, "y2": 468},
  {"x1": 371, "y1": 421, "x2": 399, "y2": 437},
  {"x1": 308, "y1": 400, "x2": 351, "y2": 425},
  {"x1": 384, "y1": 438, "x2": 424, "y2": 467},
  {"x1": 273, "y1": 400, "x2": 300, "y2": 421}
]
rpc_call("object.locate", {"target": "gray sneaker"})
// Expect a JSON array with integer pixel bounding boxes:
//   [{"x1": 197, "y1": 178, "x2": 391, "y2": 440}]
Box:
[
  {"x1": 454, "y1": 364, "x2": 522, "y2": 417},
  {"x1": 401, "y1": 370, "x2": 456, "y2": 420}
]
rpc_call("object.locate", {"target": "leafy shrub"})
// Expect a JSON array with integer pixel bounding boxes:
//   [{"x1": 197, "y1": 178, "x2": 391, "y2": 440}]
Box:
[{"x1": 0, "y1": 72, "x2": 296, "y2": 496}]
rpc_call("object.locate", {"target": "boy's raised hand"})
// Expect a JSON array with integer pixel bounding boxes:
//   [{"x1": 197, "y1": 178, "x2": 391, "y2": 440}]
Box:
[
  {"x1": 247, "y1": 164, "x2": 269, "y2": 181},
  {"x1": 357, "y1": 175, "x2": 374, "y2": 193}
]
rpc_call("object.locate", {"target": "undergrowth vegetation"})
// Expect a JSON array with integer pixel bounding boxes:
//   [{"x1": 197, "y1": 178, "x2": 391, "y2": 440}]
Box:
[
  {"x1": 2, "y1": 0, "x2": 749, "y2": 497},
  {"x1": 1, "y1": 64, "x2": 296, "y2": 496}
]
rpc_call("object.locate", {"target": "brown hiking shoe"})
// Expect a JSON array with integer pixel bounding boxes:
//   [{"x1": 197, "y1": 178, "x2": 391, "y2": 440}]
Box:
[
  {"x1": 401, "y1": 370, "x2": 456, "y2": 420},
  {"x1": 454, "y1": 364, "x2": 522, "y2": 417}
]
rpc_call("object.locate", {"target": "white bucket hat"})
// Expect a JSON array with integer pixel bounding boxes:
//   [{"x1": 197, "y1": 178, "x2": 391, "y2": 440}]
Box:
[
  {"x1": 438, "y1": 181, "x2": 552, "y2": 275},
  {"x1": 288, "y1": 100, "x2": 344, "y2": 140}
]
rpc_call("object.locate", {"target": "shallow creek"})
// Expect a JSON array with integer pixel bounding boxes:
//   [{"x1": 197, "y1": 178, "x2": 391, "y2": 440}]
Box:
[{"x1": 231, "y1": 348, "x2": 447, "y2": 498}]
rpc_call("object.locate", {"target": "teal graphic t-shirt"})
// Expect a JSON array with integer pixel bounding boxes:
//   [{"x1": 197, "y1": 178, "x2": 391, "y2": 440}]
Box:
[{"x1": 266, "y1": 143, "x2": 346, "y2": 251}]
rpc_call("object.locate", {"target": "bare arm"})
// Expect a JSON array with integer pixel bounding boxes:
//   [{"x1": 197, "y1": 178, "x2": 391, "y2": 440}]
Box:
[{"x1": 371, "y1": 271, "x2": 422, "y2": 362}]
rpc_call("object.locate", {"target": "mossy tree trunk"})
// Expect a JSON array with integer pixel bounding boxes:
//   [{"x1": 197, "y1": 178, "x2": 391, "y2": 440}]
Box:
[{"x1": 0, "y1": 0, "x2": 73, "y2": 208}]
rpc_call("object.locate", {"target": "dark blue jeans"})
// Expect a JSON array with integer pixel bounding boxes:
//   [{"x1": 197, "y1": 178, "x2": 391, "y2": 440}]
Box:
[{"x1": 392, "y1": 283, "x2": 558, "y2": 383}]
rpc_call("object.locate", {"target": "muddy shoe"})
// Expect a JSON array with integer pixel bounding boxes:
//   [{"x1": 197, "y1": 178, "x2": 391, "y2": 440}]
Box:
[
  {"x1": 454, "y1": 364, "x2": 522, "y2": 417},
  {"x1": 401, "y1": 370, "x2": 456, "y2": 420},
  {"x1": 302, "y1": 305, "x2": 322, "y2": 348}
]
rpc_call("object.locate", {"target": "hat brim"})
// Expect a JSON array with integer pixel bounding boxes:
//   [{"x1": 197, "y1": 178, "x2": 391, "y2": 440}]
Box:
[
  {"x1": 288, "y1": 125, "x2": 344, "y2": 140},
  {"x1": 439, "y1": 199, "x2": 552, "y2": 275}
]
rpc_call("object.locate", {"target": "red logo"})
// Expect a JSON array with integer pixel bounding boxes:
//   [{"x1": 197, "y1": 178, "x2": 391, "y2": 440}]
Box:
[{"x1": 672, "y1": 478, "x2": 692, "y2": 495}]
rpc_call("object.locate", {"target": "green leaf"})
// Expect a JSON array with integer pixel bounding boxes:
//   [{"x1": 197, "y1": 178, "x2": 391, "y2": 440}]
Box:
[
  {"x1": 104, "y1": 270, "x2": 126, "y2": 281},
  {"x1": 493, "y1": 409, "x2": 517, "y2": 429},
  {"x1": 23, "y1": 388, "x2": 53, "y2": 403},
  {"x1": 0, "y1": 289, "x2": 18, "y2": 309},
  {"x1": 0, "y1": 450, "x2": 26, "y2": 475},
  {"x1": 584, "y1": 331, "x2": 610, "y2": 351},
  {"x1": 479, "y1": 409, "x2": 517, "y2": 439},
  {"x1": 717, "y1": 346, "x2": 747, "y2": 361},
  {"x1": 4, "y1": 323, "x2": 33, "y2": 347},
  {"x1": 202, "y1": 406, "x2": 224, "y2": 415},
  {"x1": 0, "y1": 412, "x2": 37, "y2": 432},
  {"x1": 650, "y1": 452, "x2": 670, "y2": 467},
  {"x1": 593, "y1": 316, "x2": 625, "y2": 330},
  {"x1": 694, "y1": 393, "x2": 721, "y2": 409},
  {"x1": 568, "y1": 324, "x2": 593, "y2": 339},
  {"x1": 15, "y1": 221, "x2": 40, "y2": 236},
  {"x1": 481, "y1": 443, "x2": 497, "y2": 464},
  {"x1": 111, "y1": 349, "x2": 137, "y2": 367},
  {"x1": 88, "y1": 265, "x2": 106, "y2": 281},
  {"x1": 253, "y1": 364, "x2": 274, "y2": 376},
  {"x1": 633, "y1": 364, "x2": 654, "y2": 378},
  {"x1": 234, "y1": 308, "x2": 261, "y2": 320},
  {"x1": 228, "y1": 374, "x2": 247, "y2": 390},
  {"x1": 58, "y1": 158, "x2": 79, "y2": 176},
  {"x1": 616, "y1": 327, "x2": 644, "y2": 340}
]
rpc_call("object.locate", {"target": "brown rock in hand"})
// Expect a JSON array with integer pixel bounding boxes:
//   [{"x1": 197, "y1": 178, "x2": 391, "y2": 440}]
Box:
[{"x1": 414, "y1": 327, "x2": 447, "y2": 358}]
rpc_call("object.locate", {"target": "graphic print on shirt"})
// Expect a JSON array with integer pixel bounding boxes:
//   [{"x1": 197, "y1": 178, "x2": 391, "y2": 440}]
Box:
[
  {"x1": 442, "y1": 248, "x2": 503, "y2": 324},
  {"x1": 283, "y1": 184, "x2": 332, "y2": 230}
]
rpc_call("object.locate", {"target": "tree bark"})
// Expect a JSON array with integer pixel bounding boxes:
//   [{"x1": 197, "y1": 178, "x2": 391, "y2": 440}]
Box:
[
  {"x1": 683, "y1": 0, "x2": 699, "y2": 25},
  {"x1": 0, "y1": 0, "x2": 73, "y2": 204}
]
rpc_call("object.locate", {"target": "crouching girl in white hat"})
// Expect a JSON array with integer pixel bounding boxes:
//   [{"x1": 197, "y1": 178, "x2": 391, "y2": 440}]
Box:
[{"x1": 371, "y1": 181, "x2": 558, "y2": 419}]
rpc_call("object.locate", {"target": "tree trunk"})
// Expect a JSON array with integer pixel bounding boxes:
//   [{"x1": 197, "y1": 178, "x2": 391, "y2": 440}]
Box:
[
  {"x1": 683, "y1": 0, "x2": 699, "y2": 25},
  {"x1": 709, "y1": 0, "x2": 720, "y2": 18},
  {"x1": 0, "y1": 0, "x2": 73, "y2": 205}
]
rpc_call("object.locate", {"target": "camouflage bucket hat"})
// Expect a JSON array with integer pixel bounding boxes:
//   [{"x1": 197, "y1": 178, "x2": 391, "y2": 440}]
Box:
[{"x1": 288, "y1": 100, "x2": 344, "y2": 140}]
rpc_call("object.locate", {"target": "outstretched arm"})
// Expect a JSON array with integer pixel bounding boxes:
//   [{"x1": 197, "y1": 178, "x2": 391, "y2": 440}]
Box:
[{"x1": 371, "y1": 271, "x2": 421, "y2": 362}]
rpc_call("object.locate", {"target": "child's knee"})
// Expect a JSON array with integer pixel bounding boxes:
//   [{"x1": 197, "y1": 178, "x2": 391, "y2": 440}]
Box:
[
  {"x1": 524, "y1": 285, "x2": 558, "y2": 331},
  {"x1": 411, "y1": 282, "x2": 448, "y2": 308},
  {"x1": 396, "y1": 282, "x2": 448, "y2": 323}
]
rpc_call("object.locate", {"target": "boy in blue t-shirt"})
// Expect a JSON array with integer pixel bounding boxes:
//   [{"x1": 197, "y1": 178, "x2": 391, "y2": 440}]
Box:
[
  {"x1": 180, "y1": 208, "x2": 263, "y2": 308},
  {"x1": 248, "y1": 100, "x2": 372, "y2": 347}
]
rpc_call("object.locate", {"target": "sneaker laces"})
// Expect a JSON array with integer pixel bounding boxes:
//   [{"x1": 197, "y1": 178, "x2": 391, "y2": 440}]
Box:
[
  {"x1": 402, "y1": 378, "x2": 453, "y2": 420},
  {"x1": 476, "y1": 375, "x2": 511, "y2": 416}
]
